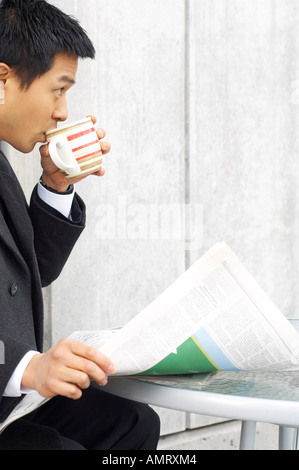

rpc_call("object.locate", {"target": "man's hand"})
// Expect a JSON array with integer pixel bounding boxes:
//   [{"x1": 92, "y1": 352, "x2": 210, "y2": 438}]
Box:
[
  {"x1": 40, "y1": 115, "x2": 111, "y2": 192},
  {"x1": 21, "y1": 339, "x2": 116, "y2": 400}
]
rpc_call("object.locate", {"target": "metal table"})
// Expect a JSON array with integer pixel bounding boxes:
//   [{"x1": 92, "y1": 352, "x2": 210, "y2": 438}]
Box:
[{"x1": 104, "y1": 320, "x2": 299, "y2": 450}]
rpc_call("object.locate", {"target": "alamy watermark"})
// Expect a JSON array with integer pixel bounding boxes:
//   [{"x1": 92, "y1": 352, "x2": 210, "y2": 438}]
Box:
[
  {"x1": 94, "y1": 196, "x2": 203, "y2": 251},
  {"x1": 0, "y1": 341, "x2": 4, "y2": 365}
]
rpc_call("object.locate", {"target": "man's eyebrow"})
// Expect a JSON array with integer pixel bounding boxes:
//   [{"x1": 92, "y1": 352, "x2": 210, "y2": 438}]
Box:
[{"x1": 58, "y1": 75, "x2": 76, "y2": 85}]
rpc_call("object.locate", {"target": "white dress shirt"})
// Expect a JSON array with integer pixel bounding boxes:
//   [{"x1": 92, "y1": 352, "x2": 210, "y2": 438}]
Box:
[{"x1": 3, "y1": 181, "x2": 75, "y2": 397}]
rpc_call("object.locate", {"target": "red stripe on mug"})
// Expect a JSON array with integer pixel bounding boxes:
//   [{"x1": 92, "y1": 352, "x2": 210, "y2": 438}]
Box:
[
  {"x1": 67, "y1": 127, "x2": 95, "y2": 142},
  {"x1": 72, "y1": 140, "x2": 99, "y2": 153}
]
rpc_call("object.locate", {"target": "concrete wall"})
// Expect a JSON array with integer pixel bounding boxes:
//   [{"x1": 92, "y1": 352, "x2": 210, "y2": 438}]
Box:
[{"x1": 4, "y1": 0, "x2": 299, "y2": 449}]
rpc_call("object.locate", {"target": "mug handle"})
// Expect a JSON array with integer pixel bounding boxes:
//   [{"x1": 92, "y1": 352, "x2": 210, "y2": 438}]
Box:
[{"x1": 49, "y1": 136, "x2": 80, "y2": 174}]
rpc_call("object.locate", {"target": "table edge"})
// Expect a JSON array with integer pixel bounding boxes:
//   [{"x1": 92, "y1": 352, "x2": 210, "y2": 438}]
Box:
[{"x1": 103, "y1": 377, "x2": 299, "y2": 428}]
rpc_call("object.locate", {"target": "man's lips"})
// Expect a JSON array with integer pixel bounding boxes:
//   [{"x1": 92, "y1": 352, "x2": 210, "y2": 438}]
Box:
[
  {"x1": 39, "y1": 125, "x2": 58, "y2": 144},
  {"x1": 36, "y1": 133, "x2": 47, "y2": 144}
]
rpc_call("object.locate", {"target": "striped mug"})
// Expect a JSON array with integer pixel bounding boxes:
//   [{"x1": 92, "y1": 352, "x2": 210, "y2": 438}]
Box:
[{"x1": 46, "y1": 117, "x2": 102, "y2": 180}]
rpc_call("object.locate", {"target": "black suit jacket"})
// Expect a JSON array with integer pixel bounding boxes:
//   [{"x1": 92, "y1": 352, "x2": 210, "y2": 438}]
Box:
[{"x1": 0, "y1": 150, "x2": 86, "y2": 424}]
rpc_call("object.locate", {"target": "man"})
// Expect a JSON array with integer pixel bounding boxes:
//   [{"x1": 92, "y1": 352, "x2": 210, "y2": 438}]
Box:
[{"x1": 0, "y1": 0, "x2": 160, "y2": 450}]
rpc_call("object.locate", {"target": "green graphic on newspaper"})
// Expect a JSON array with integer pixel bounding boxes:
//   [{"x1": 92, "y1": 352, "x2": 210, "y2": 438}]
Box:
[{"x1": 139, "y1": 327, "x2": 238, "y2": 375}]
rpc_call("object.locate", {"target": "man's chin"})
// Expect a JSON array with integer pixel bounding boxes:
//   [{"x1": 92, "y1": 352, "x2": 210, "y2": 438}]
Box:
[
  {"x1": 17, "y1": 144, "x2": 35, "y2": 154},
  {"x1": 15, "y1": 140, "x2": 42, "y2": 154}
]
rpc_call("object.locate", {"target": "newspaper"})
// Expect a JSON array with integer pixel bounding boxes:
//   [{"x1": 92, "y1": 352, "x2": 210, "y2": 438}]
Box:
[
  {"x1": 72, "y1": 242, "x2": 299, "y2": 375},
  {"x1": 1, "y1": 241, "x2": 299, "y2": 432}
]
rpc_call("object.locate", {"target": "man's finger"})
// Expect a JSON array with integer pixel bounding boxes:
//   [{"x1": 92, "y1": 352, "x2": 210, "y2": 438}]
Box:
[
  {"x1": 88, "y1": 114, "x2": 97, "y2": 125},
  {"x1": 39, "y1": 144, "x2": 50, "y2": 158},
  {"x1": 97, "y1": 128, "x2": 106, "y2": 139},
  {"x1": 100, "y1": 141, "x2": 110, "y2": 153},
  {"x1": 67, "y1": 339, "x2": 116, "y2": 374}
]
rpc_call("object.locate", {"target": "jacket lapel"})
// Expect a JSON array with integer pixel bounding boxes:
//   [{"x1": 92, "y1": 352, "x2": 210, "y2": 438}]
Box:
[
  {"x1": 0, "y1": 153, "x2": 44, "y2": 352},
  {"x1": 0, "y1": 195, "x2": 31, "y2": 273},
  {"x1": 0, "y1": 211, "x2": 30, "y2": 272}
]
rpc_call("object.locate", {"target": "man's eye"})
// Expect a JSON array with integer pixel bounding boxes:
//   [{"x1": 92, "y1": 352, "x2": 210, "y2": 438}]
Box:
[{"x1": 57, "y1": 87, "x2": 64, "y2": 96}]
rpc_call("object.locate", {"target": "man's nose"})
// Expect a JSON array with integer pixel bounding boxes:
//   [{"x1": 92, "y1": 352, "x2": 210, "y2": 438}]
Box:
[{"x1": 52, "y1": 95, "x2": 68, "y2": 122}]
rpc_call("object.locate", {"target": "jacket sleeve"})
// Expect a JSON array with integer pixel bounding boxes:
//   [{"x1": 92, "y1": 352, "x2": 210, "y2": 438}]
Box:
[{"x1": 28, "y1": 185, "x2": 86, "y2": 287}]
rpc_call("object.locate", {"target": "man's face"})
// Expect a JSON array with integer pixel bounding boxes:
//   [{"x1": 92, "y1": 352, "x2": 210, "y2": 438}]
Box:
[{"x1": 1, "y1": 53, "x2": 78, "y2": 153}]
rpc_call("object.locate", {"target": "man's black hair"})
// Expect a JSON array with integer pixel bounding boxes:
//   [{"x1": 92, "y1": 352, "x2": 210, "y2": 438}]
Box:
[{"x1": 0, "y1": 0, "x2": 95, "y2": 89}]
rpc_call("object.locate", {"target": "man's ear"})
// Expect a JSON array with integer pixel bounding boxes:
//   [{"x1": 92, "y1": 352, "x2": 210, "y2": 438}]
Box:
[
  {"x1": 0, "y1": 64, "x2": 10, "y2": 105},
  {"x1": 0, "y1": 64, "x2": 12, "y2": 105},
  {"x1": 0, "y1": 63, "x2": 11, "y2": 82}
]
